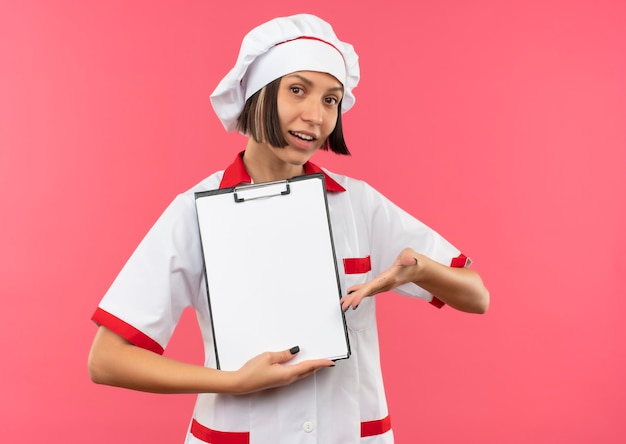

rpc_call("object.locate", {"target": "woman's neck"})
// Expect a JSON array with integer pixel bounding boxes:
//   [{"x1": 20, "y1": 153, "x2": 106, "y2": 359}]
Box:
[{"x1": 242, "y1": 139, "x2": 306, "y2": 183}]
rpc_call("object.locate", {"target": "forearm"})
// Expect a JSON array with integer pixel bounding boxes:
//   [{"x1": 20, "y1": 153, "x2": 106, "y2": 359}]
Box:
[
  {"x1": 413, "y1": 252, "x2": 490, "y2": 314},
  {"x1": 341, "y1": 248, "x2": 490, "y2": 313},
  {"x1": 88, "y1": 326, "x2": 333, "y2": 395},
  {"x1": 88, "y1": 326, "x2": 237, "y2": 394}
]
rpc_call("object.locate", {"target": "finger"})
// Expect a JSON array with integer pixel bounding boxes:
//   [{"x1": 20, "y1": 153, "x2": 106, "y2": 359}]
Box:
[
  {"x1": 270, "y1": 346, "x2": 300, "y2": 364},
  {"x1": 291, "y1": 359, "x2": 335, "y2": 379},
  {"x1": 340, "y1": 291, "x2": 356, "y2": 310},
  {"x1": 341, "y1": 290, "x2": 366, "y2": 311}
]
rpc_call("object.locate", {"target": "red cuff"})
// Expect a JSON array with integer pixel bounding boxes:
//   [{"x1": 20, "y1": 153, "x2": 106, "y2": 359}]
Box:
[
  {"x1": 430, "y1": 253, "x2": 471, "y2": 309},
  {"x1": 91, "y1": 307, "x2": 164, "y2": 355},
  {"x1": 429, "y1": 297, "x2": 445, "y2": 308},
  {"x1": 450, "y1": 253, "x2": 470, "y2": 268}
]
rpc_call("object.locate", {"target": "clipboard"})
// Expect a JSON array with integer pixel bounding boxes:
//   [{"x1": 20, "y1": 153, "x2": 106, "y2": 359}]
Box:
[{"x1": 195, "y1": 173, "x2": 350, "y2": 371}]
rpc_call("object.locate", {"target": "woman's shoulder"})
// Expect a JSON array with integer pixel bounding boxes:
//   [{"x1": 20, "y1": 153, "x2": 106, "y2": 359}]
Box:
[
  {"x1": 175, "y1": 170, "x2": 225, "y2": 201},
  {"x1": 154, "y1": 170, "x2": 225, "y2": 218},
  {"x1": 321, "y1": 168, "x2": 379, "y2": 196}
]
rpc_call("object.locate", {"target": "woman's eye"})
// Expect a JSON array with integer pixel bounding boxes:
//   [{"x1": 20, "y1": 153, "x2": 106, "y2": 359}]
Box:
[
  {"x1": 325, "y1": 97, "x2": 339, "y2": 105},
  {"x1": 290, "y1": 86, "x2": 303, "y2": 95}
]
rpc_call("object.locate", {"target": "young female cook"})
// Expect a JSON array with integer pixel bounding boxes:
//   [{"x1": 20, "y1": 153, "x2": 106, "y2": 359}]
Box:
[{"x1": 89, "y1": 13, "x2": 489, "y2": 443}]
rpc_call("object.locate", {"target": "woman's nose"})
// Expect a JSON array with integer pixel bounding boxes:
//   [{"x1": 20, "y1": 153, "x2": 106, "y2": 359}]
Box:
[{"x1": 301, "y1": 98, "x2": 323, "y2": 125}]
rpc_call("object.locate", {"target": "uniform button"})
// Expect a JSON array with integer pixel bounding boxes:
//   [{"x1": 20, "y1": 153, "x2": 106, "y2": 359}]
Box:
[{"x1": 302, "y1": 421, "x2": 314, "y2": 433}]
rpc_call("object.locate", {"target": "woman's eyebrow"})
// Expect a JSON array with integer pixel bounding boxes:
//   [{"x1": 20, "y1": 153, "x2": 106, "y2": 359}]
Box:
[
  {"x1": 286, "y1": 73, "x2": 344, "y2": 93},
  {"x1": 327, "y1": 85, "x2": 344, "y2": 94},
  {"x1": 286, "y1": 73, "x2": 314, "y2": 86}
]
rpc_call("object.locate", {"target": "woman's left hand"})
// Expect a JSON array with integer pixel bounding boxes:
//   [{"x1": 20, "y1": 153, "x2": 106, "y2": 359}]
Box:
[{"x1": 340, "y1": 248, "x2": 420, "y2": 311}]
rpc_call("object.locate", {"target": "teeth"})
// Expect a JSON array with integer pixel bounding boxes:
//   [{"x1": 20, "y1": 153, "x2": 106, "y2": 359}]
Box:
[{"x1": 291, "y1": 131, "x2": 314, "y2": 141}]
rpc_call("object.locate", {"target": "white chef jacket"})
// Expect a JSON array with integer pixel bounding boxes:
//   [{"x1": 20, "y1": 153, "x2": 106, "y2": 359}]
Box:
[{"x1": 92, "y1": 152, "x2": 470, "y2": 444}]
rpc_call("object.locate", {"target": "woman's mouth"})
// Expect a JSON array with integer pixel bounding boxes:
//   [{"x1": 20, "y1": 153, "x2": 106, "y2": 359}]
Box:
[{"x1": 289, "y1": 131, "x2": 316, "y2": 141}]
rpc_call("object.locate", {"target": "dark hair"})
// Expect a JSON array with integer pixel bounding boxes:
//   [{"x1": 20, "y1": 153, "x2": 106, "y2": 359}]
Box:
[{"x1": 236, "y1": 77, "x2": 350, "y2": 155}]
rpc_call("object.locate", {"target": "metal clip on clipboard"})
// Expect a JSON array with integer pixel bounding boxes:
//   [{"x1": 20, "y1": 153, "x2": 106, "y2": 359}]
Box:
[{"x1": 233, "y1": 180, "x2": 291, "y2": 203}]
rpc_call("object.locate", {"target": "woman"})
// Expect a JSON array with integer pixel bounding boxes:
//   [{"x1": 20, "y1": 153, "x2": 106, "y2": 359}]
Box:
[{"x1": 88, "y1": 13, "x2": 489, "y2": 443}]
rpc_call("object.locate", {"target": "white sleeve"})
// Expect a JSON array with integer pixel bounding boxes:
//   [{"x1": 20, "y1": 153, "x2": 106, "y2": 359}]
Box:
[
  {"x1": 365, "y1": 183, "x2": 470, "y2": 302},
  {"x1": 93, "y1": 193, "x2": 205, "y2": 353}
]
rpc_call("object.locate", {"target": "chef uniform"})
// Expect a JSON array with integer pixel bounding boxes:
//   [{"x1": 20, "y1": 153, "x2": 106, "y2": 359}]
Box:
[{"x1": 92, "y1": 14, "x2": 470, "y2": 443}]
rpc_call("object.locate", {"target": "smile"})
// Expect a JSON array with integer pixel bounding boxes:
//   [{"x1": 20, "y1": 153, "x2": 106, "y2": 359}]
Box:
[{"x1": 289, "y1": 131, "x2": 316, "y2": 141}]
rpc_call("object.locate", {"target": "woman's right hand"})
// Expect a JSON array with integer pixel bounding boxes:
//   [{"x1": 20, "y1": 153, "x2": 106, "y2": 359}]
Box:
[
  {"x1": 89, "y1": 327, "x2": 333, "y2": 395},
  {"x1": 232, "y1": 346, "x2": 334, "y2": 394}
]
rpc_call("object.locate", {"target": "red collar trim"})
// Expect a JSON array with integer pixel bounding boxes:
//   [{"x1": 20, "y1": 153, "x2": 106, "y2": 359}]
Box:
[{"x1": 219, "y1": 151, "x2": 346, "y2": 192}]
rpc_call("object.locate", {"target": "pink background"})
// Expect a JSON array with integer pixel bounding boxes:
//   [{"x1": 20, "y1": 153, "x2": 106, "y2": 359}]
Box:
[{"x1": 1, "y1": 0, "x2": 625, "y2": 442}]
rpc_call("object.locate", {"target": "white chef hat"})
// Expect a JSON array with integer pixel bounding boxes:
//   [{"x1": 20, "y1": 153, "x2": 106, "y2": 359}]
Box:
[{"x1": 210, "y1": 13, "x2": 360, "y2": 132}]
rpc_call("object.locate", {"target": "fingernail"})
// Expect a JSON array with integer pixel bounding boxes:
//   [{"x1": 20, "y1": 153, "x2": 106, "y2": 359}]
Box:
[{"x1": 289, "y1": 346, "x2": 300, "y2": 355}]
